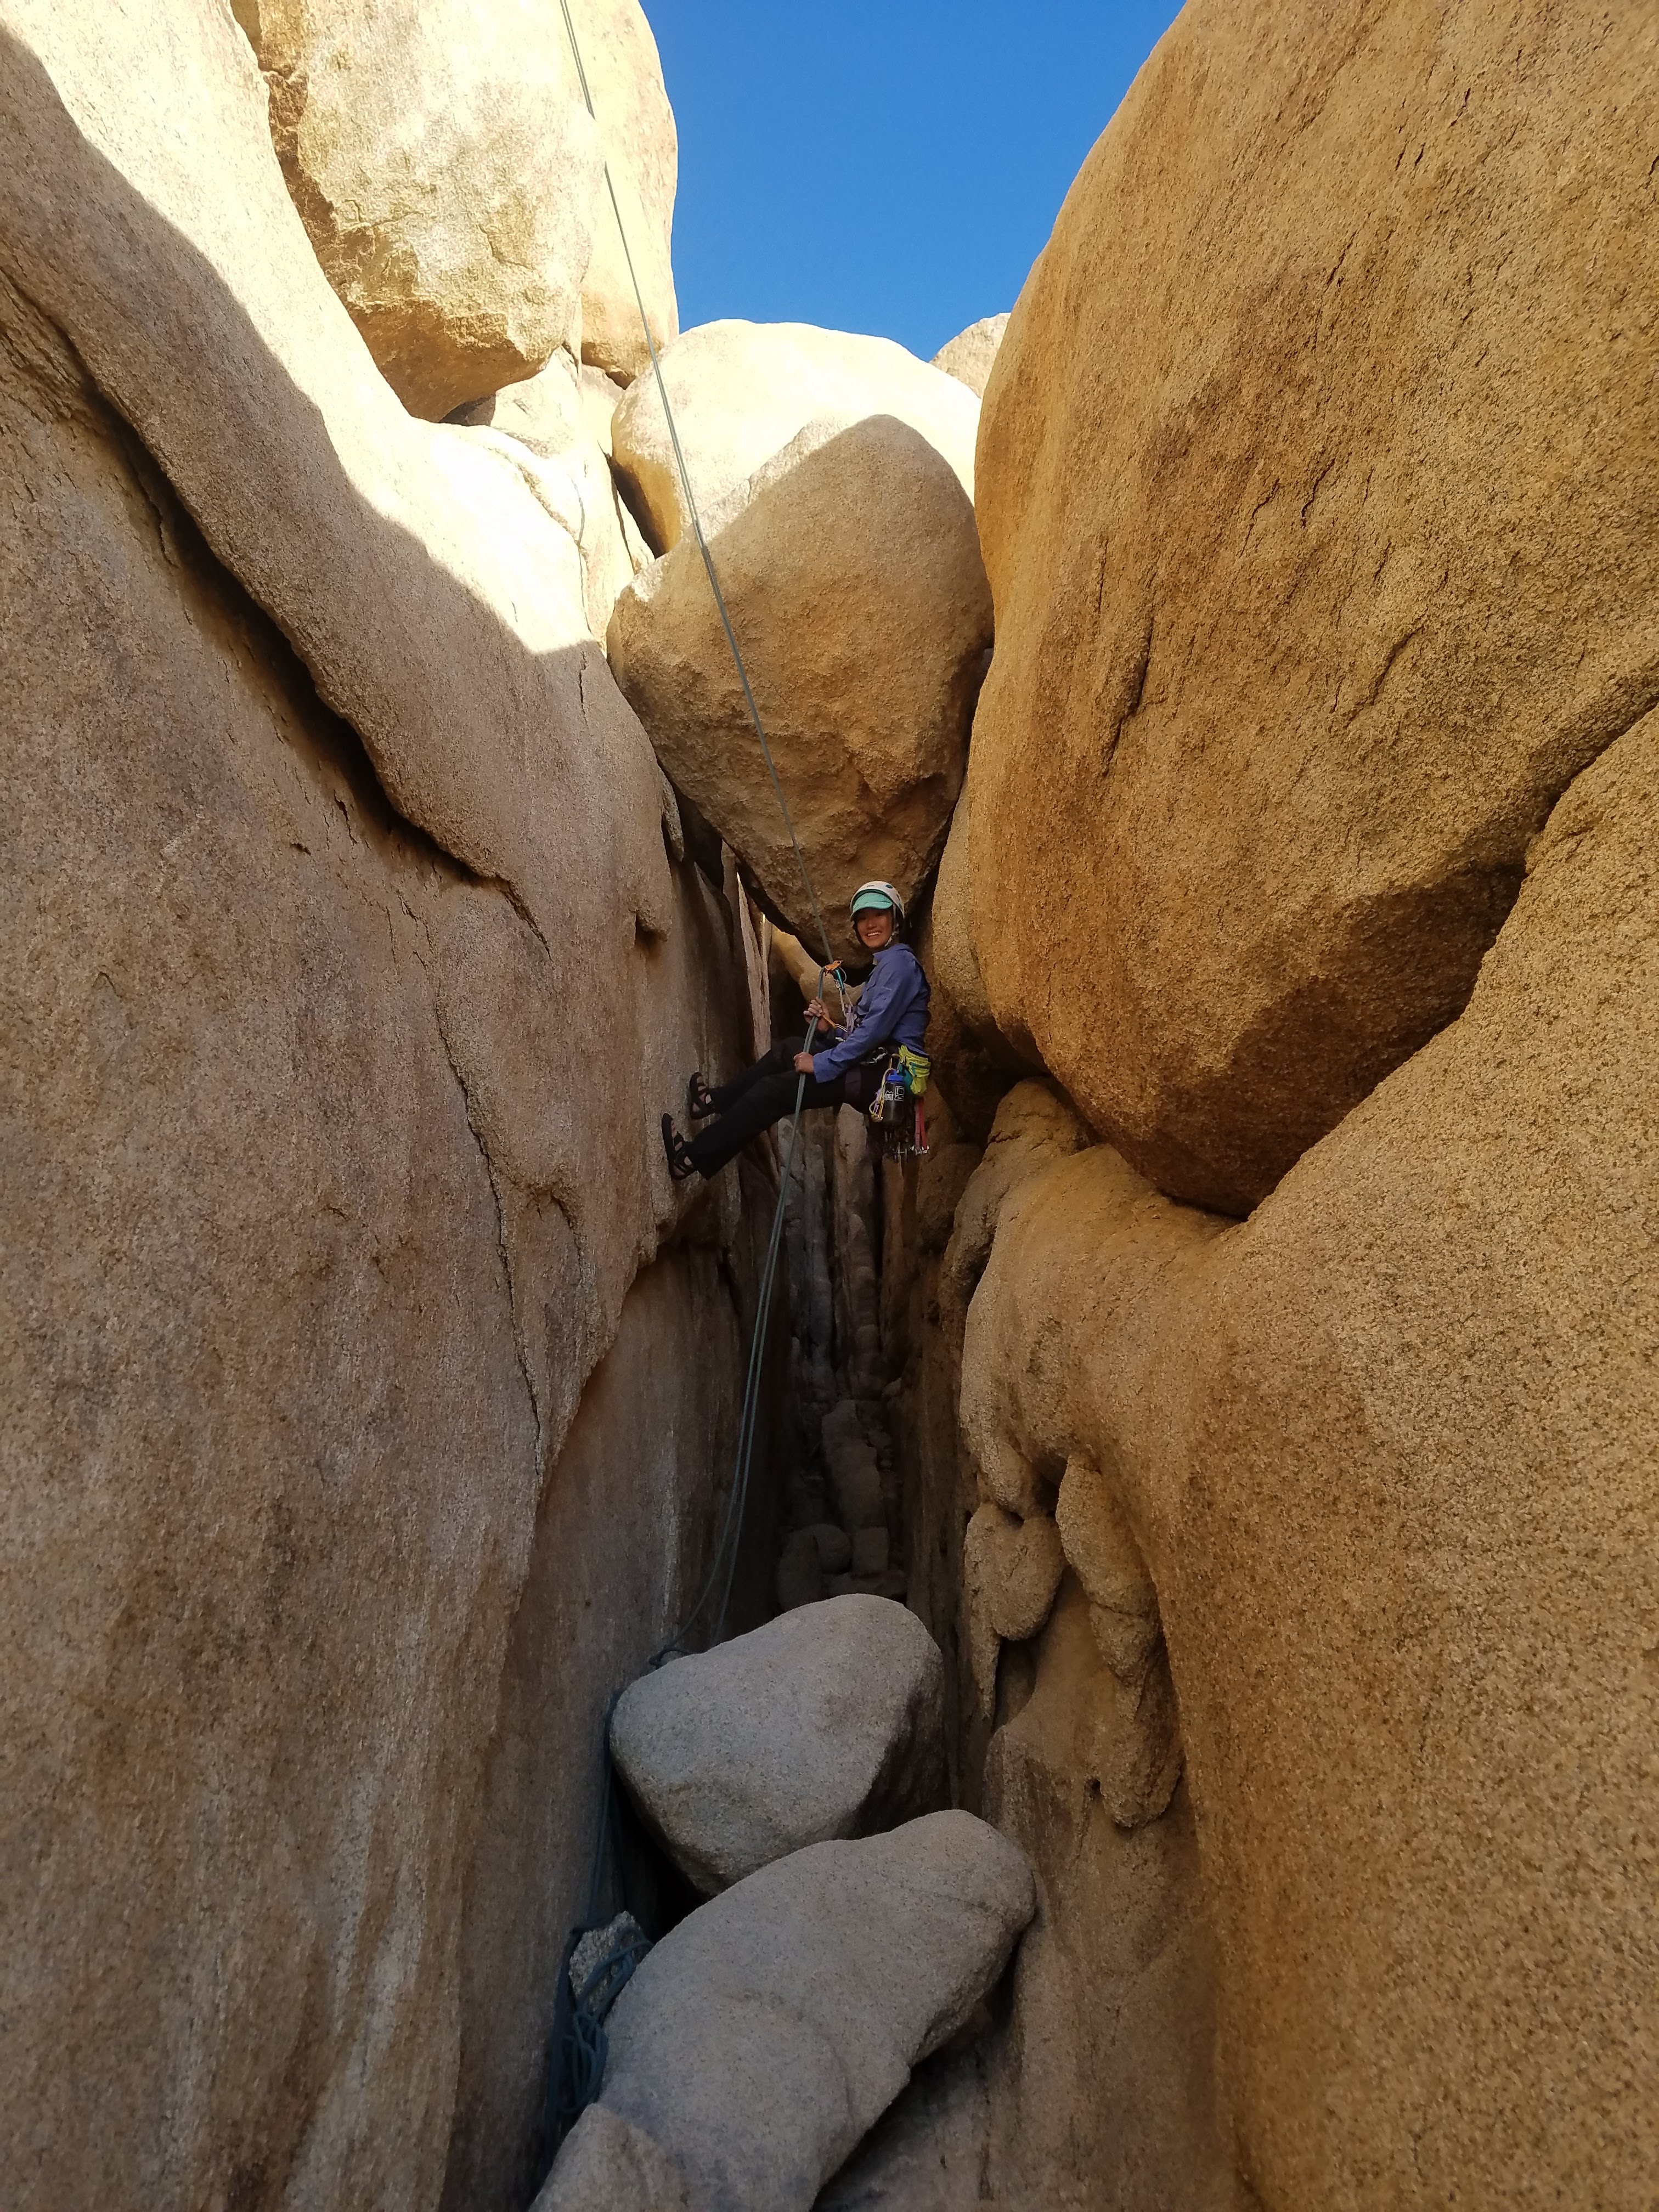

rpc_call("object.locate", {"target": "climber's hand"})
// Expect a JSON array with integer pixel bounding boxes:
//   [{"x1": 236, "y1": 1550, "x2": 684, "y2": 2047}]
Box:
[
  {"x1": 803, "y1": 997, "x2": 827, "y2": 1025},
  {"x1": 793, "y1": 1052, "x2": 816, "y2": 1076}
]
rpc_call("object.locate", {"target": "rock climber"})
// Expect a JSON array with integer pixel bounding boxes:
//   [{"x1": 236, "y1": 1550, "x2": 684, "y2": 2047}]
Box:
[{"x1": 662, "y1": 880, "x2": 930, "y2": 1182}]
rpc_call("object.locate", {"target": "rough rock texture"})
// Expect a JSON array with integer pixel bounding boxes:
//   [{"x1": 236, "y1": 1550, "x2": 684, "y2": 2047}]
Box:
[
  {"x1": 815, "y1": 2046, "x2": 994, "y2": 2212},
  {"x1": 872, "y1": 1074, "x2": 1234, "y2": 2209},
  {"x1": 776, "y1": 1526, "x2": 828, "y2": 1610},
  {"x1": 968, "y1": 0, "x2": 1659, "y2": 1212},
  {"x1": 915, "y1": 786, "x2": 1034, "y2": 1139},
  {"x1": 554, "y1": 0, "x2": 678, "y2": 382},
  {"x1": 962, "y1": 1504, "x2": 1065, "y2": 1714},
  {"x1": 1055, "y1": 1455, "x2": 1162, "y2": 1681},
  {"x1": 930, "y1": 312, "x2": 1008, "y2": 396},
  {"x1": 533, "y1": 2105, "x2": 691, "y2": 2212},
  {"x1": 438, "y1": 1239, "x2": 784, "y2": 2212},
  {"x1": 976, "y1": 1587, "x2": 1239, "y2": 2210},
  {"x1": 455, "y1": 347, "x2": 650, "y2": 636},
  {"x1": 879, "y1": 1083, "x2": 1092, "y2": 1793},
  {"x1": 609, "y1": 414, "x2": 991, "y2": 959},
  {"x1": 586, "y1": 1813, "x2": 1036, "y2": 2212},
  {"x1": 821, "y1": 1398, "x2": 885, "y2": 1530},
  {"x1": 807, "y1": 1522, "x2": 853, "y2": 1575},
  {"x1": 0, "y1": 7, "x2": 774, "y2": 2207},
  {"x1": 958, "y1": 706, "x2": 1659, "y2": 2204},
  {"x1": 237, "y1": 0, "x2": 603, "y2": 418},
  {"x1": 611, "y1": 1596, "x2": 945, "y2": 1894},
  {"x1": 610, "y1": 318, "x2": 981, "y2": 552}
]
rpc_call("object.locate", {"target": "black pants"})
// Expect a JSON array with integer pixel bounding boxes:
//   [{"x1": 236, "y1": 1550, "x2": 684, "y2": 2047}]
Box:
[{"x1": 687, "y1": 1041, "x2": 871, "y2": 1178}]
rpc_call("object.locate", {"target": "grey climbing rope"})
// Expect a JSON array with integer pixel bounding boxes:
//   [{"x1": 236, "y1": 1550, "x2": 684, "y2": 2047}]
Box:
[
  {"x1": 651, "y1": 980, "x2": 826, "y2": 1667},
  {"x1": 540, "y1": 1003, "x2": 821, "y2": 2171},
  {"x1": 555, "y1": 0, "x2": 837, "y2": 970},
  {"x1": 542, "y1": 7, "x2": 850, "y2": 2171}
]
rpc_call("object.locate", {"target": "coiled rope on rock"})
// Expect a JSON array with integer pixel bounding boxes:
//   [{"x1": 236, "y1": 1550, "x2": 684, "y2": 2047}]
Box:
[{"x1": 542, "y1": 2, "x2": 844, "y2": 2170}]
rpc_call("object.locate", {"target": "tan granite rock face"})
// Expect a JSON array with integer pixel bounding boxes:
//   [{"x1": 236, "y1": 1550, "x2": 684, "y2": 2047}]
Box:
[
  {"x1": 977, "y1": 1588, "x2": 1239, "y2": 2212},
  {"x1": 0, "y1": 7, "x2": 770, "y2": 2205},
  {"x1": 454, "y1": 348, "x2": 650, "y2": 638},
  {"x1": 962, "y1": 1504, "x2": 1064, "y2": 1714},
  {"x1": 916, "y1": 786, "x2": 1035, "y2": 1138},
  {"x1": 237, "y1": 0, "x2": 604, "y2": 418},
  {"x1": 555, "y1": 0, "x2": 679, "y2": 382},
  {"x1": 968, "y1": 0, "x2": 1659, "y2": 1214},
  {"x1": 609, "y1": 414, "x2": 991, "y2": 962},
  {"x1": 958, "y1": 707, "x2": 1659, "y2": 2205},
  {"x1": 930, "y1": 312, "x2": 1008, "y2": 397},
  {"x1": 611, "y1": 318, "x2": 980, "y2": 552}
]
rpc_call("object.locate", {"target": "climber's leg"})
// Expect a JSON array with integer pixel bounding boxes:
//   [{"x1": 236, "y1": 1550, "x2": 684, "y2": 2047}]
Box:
[
  {"x1": 685, "y1": 1065, "x2": 847, "y2": 1178},
  {"x1": 705, "y1": 1040, "x2": 797, "y2": 1115}
]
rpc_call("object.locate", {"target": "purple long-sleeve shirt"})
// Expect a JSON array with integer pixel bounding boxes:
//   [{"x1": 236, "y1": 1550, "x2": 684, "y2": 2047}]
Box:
[{"x1": 811, "y1": 942, "x2": 931, "y2": 1081}]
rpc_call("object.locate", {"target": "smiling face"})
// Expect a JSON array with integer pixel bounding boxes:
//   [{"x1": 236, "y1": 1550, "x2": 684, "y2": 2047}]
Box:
[{"x1": 855, "y1": 907, "x2": 895, "y2": 952}]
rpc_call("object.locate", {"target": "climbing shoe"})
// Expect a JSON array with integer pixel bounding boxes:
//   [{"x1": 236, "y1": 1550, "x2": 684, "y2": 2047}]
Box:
[
  {"x1": 661, "y1": 1114, "x2": 697, "y2": 1183},
  {"x1": 686, "y1": 1071, "x2": 717, "y2": 1121}
]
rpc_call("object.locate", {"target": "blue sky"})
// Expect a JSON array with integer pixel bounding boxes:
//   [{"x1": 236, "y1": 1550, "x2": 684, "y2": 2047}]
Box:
[{"x1": 645, "y1": 2, "x2": 1184, "y2": 362}]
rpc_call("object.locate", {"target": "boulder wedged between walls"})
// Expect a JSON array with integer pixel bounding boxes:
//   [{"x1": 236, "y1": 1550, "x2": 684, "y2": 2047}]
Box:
[
  {"x1": 609, "y1": 407, "x2": 990, "y2": 963},
  {"x1": 611, "y1": 317, "x2": 979, "y2": 551},
  {"x1": 610, "y1": 1595, "x2": 946, "y2": 1894},
  {"x1": 541, "y1": 1814, "x2": 1035, "y2": 2212}
]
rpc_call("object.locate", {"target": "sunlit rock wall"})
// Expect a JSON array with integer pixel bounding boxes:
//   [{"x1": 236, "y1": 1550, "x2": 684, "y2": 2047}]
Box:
[{"x1": 901, "y1": 2, "x2": 1659, "y2": 2203}]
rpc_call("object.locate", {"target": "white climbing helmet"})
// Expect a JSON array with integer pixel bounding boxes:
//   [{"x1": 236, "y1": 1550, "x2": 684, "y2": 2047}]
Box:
[{"x1": 849, "y1": 880, "x2": 905, "y2": 923}]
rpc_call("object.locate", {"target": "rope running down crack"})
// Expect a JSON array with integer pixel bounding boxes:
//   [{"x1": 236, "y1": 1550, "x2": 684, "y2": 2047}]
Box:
[{"x1": 543, "y1": 0, "x2": 848, "y2": 2166}]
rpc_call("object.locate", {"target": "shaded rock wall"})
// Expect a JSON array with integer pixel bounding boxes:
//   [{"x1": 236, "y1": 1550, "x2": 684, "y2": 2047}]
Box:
[
  {"x1": 443, "y1": 1234, "x2": 782, "y2": 2212},
  {"x1": 876, "y1": 1087, "x2": 1238, "y2": 2210},
  {"x1": 952, "y1": 708, "x2": 1659, "y2": 2204},
  {"x1": 0, "y1": 8, "x2": 773, "y2": 2208}
]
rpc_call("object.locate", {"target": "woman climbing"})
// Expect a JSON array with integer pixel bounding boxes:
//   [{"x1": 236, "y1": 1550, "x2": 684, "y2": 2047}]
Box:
[{"x1": 662, "y1": 881, "x2": 930, "y2": 1182}]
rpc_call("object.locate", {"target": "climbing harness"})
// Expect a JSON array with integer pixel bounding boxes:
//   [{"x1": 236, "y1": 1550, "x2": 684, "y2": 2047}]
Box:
[
  {"x1": 867, "y1": 1047, "x2": 932, "y2": 1163},
  {"x1": 541, "y1": 6, "x2": 913, "y2": 2172}
]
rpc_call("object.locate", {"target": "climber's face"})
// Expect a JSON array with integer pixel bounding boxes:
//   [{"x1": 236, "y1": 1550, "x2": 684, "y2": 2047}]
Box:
[{"x1": 855, "y1": 908, "x2": 895, "y2": 951}]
